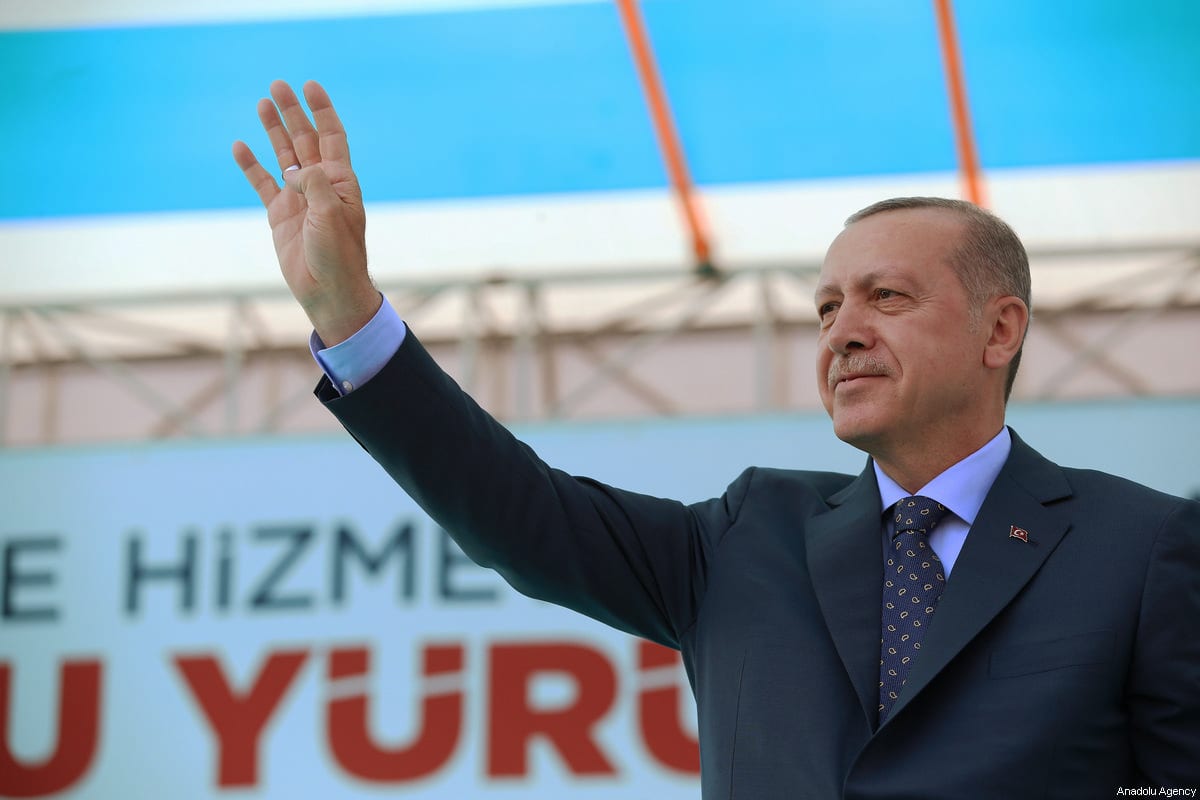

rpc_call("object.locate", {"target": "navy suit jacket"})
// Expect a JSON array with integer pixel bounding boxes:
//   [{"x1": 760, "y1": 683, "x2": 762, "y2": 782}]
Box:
[{"x1": 320, "y1": 330, "x2": 1200, "y2": 799}]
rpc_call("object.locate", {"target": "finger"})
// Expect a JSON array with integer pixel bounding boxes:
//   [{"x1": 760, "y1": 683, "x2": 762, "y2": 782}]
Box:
[
  {"x1": 270, "y1": 79, "x2": 321, "y2": 167},
  {"x1": 303, "y1": 80, "x2": 351, "y2": 166},
  {"x1": 257, "y1": 98, "x2": 301, "y2": 174},
  {"x1": 232, "y1": 140, "x2": 281, "y2": 208}
]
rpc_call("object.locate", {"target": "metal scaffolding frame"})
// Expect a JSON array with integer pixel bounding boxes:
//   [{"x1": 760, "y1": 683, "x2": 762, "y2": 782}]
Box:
[{"x1": 3, "y1": 239, "x2": 1198, "y2": 447}]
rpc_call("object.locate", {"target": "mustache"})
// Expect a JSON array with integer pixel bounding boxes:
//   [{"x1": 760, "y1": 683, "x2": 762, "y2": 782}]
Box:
[{"x1": 827, "y1": 356, "x2": 893, "y2": 388}]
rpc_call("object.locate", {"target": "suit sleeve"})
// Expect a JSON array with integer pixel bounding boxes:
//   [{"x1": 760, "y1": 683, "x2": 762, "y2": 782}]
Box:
[
  {"x1": 1127, "y1": 496, "x2": 1200, "y2": 785},
  {"x1": 317, "y1": 329, "x2": 752, "y2": 648}
]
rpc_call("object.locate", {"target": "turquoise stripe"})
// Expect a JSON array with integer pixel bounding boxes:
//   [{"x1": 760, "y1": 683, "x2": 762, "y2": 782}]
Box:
[{"x1": 1, "y1": 0, "x2": 1197, "y2": 219}]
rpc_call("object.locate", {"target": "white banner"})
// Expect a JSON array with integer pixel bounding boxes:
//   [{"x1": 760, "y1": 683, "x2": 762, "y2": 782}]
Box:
[{"x1": 2, "y1": 400, "x2": 1197, "y2": 798}]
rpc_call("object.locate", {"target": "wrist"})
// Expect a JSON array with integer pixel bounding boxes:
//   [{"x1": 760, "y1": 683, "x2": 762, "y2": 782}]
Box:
[{"x1": 308, "y1": 288, "x2": 383, "y2": 347}]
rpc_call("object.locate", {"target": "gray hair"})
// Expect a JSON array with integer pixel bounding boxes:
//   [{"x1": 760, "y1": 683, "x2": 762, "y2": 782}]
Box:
[{"x1": 845, "y1": 197, "x2": 1031, "y2": 400}]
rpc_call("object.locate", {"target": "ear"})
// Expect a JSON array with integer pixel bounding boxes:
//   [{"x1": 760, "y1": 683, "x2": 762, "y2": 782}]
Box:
[{"x1": 982, "y1": 296, "x2": 1029, "y2": 370}]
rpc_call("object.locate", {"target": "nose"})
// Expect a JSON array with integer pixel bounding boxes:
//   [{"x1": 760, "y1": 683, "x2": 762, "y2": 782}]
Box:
[{"x1": 824, "y1": 300, "x2": 874, "y2": 356}]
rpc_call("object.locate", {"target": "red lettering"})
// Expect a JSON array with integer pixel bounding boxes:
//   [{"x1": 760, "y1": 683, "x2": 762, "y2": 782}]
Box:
[
  {"x1": 174, "y1": 649, "x2": 308, "y2": 788},
  {"x1": 637, "y1": 641, "x2": 699, "y2": 774},
  {"x1": 0, "y1": 659, "x2": 102, "y2": 798},
  {"x1": 488, "y1": 642, "x2": 616, "y2": 777},
  {"x1": 326, "y1": 643, "x2": 464, "y2": 782}
]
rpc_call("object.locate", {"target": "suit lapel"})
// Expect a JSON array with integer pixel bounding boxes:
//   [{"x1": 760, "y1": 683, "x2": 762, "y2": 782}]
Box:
[
  {"x1": 885, "y1": 431, "x2": 1074, "y2": 723},
  {"x1": 805, "y1": 464, "x2": 885, "y2": 726}
]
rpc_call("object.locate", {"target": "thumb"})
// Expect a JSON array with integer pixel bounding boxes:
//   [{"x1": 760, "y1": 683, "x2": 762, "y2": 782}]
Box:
[{"x1": 282, "y1": 165, "x2": 342, "y2": 216}]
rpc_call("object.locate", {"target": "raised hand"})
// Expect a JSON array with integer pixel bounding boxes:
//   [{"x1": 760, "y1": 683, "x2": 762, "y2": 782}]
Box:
[{"x1": 233, "y1": 80, "x2": 381, "y2": 345}]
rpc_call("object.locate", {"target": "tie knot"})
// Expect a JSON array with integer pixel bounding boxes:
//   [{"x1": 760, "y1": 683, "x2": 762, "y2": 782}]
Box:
[{"x1": 892, "y1": 495, "x2": 950, "y2": 538}]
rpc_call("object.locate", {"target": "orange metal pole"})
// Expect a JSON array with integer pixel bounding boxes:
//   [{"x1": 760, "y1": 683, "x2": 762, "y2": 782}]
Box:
[
  {"x1": 933, "y1": 0, "x2": 987, "y2": 207},
  {"x1": 614, "y1": 0, "x2": 715, "y2": 274}
]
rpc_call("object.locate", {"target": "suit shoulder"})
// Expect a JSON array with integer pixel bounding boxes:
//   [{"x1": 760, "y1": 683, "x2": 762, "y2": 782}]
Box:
[
  {"x1": 1060, "y1": 466, "x2": 1196, "y2": 510},
  {"x1": 735, "y1": 466, "x2": 858, "y2": 500},
  {"x1": 1057, "y1": 466, "x2": 1200, "y2": 540}
]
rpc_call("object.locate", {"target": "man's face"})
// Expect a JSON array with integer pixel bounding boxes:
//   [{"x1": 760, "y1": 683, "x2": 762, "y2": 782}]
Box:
[{"x1": 815, "y1": 208, "x2": 992, "y2": 458}]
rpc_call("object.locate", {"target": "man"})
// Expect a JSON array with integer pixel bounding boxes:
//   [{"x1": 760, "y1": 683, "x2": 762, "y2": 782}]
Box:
[{"x1": 234, "y1": 80, "x2": 1199, "y2": 798}]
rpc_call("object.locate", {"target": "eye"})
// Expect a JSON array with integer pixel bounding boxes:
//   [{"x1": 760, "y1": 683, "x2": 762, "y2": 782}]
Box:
[
  {"x1": 818, "y1": 301, "x2": 839, "y2": 319},
  {"x1": 874, "y1": 288, "x2": 899, "y2": 301}
]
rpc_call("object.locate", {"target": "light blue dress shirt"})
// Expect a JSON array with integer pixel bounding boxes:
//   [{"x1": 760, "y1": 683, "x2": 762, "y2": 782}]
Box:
[
  {"x1": 313, "y1": 296, "x2": 1012, "y2": 576},
  {"x1": 874, "y1": 427, "x2": 1012, "y2": 578}
]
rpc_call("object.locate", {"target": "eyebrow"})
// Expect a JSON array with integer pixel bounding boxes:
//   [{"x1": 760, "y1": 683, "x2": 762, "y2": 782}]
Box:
[{"x1": 814, "y1": 269, "x2": 905, "y2": 301}]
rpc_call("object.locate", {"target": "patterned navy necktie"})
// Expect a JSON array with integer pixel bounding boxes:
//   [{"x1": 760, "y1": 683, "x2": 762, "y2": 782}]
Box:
[{"x1": 878, "y1": 495, "x2": 949, "y2": 724}]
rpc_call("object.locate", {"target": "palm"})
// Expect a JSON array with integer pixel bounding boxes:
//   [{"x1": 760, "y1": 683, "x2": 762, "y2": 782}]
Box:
[
  {"x1": 265, "y1": 161, "x2": 363, "y2": 301},
  {"x1": 265, "y1": 178, "x2": 313, "y2": 294}
]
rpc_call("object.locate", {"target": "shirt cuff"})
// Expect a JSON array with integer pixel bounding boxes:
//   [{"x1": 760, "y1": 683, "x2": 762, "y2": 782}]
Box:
[{"x1": 309, "y1": 294, "x2": 407, "y2": 396}]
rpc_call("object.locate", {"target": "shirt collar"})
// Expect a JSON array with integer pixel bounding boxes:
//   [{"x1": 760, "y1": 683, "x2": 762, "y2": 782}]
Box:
[{"x1": 873, "y1": 427, "x2": 1012, "y2": 525}]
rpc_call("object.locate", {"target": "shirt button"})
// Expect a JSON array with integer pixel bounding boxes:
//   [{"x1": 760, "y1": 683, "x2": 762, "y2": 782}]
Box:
[{"x1": 341, "y1": 380, "x2": 354, "y2": 392}]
